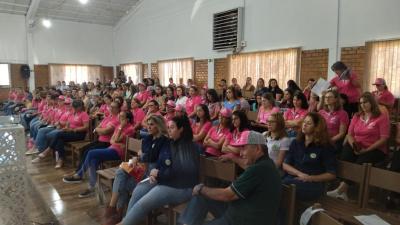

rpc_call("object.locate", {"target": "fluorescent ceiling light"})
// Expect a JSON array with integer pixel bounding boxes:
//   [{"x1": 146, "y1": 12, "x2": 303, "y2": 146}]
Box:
[
  {"x1": 42, "y1": 19, "x2": 52, "y2": 28},
  {"x1": 79, "y1": 0, "x2": 89, "y2": 4}
]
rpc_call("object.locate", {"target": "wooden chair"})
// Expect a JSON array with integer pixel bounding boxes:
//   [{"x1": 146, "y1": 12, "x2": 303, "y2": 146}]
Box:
[
  {"x1": 246, "y1": 110, "x2": 258, "y2": 122},
  {"x1": 242, "y1": 90, "x2": 254, "y2": 99},
  {"x1": 280, "y1": 184, "x2": 296, "y2": 225},
  {"x1": 170, "y1": 156, "x2": 238, "y2": 225},
  {"x1": 360, "y1": 166, "x2": 400, "y2": 225},
  {"x1": 67, "y1": 118, "x2": 96, "y2": 166},
  {"x1": 96, "y1": 137, "x2": 142, "y2": 205},
  {"x1": 310, "y1": 210, "x2": 343, "y2": 225}
]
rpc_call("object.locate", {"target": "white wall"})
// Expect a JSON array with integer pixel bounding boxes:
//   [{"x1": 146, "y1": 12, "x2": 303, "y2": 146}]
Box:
[
  {"x1": 32, "y1": 19, "x2": 114, "y2": 66},
  {"x1": 114, "y1": 0, "x2": 400, "y2": 77},
  {"x1": 0, "y1": 13, "x2": 27, "y2": 64}
]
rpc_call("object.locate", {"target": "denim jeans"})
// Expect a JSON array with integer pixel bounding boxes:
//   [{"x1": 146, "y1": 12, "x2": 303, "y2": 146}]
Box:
[
  {"x1": 45, "y1": 129, "x2": 63, "y2": 148},
  {"x1": 76, "y1": 147, "x2": 120, "y2": 188},
  {"x1": 122, "y1": 182, "x2": 192, "y2": 225},
  {"x1": 20, "y1": 110, "x2": 36, "y2": 130},
  {"x1": 179, "y1": 195, "x2": 230, "y2": 225},
  {"x1": 29, "y1": 119, "x2": 43, "y2": 139},
  {"x1": 49, "y1": 131, "x2": 86, "y2": 159},
  {"x1": 75, "y1": 141, "x2": 110, "y2": 172},
  {"x1": 35, "y1": 126, "x2": 56, "y2": 152},
  {"x1": 112, "y1": 163, "x2": 157, "y2": 209}
]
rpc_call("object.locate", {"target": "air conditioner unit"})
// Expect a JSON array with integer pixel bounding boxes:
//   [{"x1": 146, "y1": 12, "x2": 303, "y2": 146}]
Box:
[{"x1": 213, "y1": 7, "x2": 244, "y2": 53}]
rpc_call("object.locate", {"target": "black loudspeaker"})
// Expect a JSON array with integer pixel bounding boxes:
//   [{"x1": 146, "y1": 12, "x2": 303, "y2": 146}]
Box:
[{"x1": 21, "y1": 64, "x2": 30, "y2": 79}]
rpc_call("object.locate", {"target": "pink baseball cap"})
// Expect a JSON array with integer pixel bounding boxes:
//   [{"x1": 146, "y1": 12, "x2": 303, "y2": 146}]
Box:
[
  {"x1": 166, "y1": 100, "x2": 176, "y2": 108},
  {"x1": 372, "y1": 78, "x2": 386, "y2": 86},
  {"x1": 175, "y1": 104, "x2": 185, "y2": 112},
  {"x1": 58, "y1": 95, "x2": 65, "y2": 101},
  {"x1": 64, "y1": 98, "x2": 72, "y2": 104},
  {"x1": 231, "y1": 130, "x2": 266, "y2": 147},
  {"x1": 220, "y1": 108, "x2": 232, "y2": 118}
]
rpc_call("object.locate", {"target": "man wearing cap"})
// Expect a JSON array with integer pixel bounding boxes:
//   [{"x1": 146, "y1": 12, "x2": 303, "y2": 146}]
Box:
[
  {"x1": 179, "y1": 130, "x2": 282, "y2": 225},
  {"x1": 372, "y1": 78, "x2": 395, "y2": 110}
]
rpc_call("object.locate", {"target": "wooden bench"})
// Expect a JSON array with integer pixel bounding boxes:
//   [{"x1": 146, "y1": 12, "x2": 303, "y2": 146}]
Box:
[
  {"x1": 246, "y1": 110, "x2": 258, "y2": 122},
  {"x1": 95, "y1": 137, "x2": 142, "y2": 205},
  {"x1": 66, "y1": 118, "x2": 96, "y2": 166},
  {"x1": 280, "y1": 184, "x2": 296, "y2": 225},
  {"x1": 310, "y1": 209, "x2": 343, "y2": 225}
]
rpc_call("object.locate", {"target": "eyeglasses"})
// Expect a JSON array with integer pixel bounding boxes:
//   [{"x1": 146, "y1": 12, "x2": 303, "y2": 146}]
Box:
[{"x1": 148, "y1": 104, "x2": 155, "y2": 107}]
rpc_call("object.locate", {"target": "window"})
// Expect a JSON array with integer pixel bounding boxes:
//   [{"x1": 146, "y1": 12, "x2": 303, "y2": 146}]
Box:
[
  {"x1": 228, "y1": 48, "x2": 300, "y2": 89},
  {"x1": 158, "y1": 58, "x2": 194, "y2": 86},
  {"x1": 120, "y1": 63, "x2": 142, "y2": 84},
  {"x1": 49, "y1": 64, "x2": 101, "y2": 85},
  {"x1": 0, "y1": 64, "x2": 11, "y2": 86},
  {"x1": 365, "y1": 39, "x2": 400, "y2": 96}
]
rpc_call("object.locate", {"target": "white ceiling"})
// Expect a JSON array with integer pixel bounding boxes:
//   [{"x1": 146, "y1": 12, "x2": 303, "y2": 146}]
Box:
[{"x1": 0, "y1": 0, "x2": 141, "y2": 26}]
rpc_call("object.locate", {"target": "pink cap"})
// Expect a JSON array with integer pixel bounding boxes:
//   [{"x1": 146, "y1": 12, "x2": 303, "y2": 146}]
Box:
[
  {"x1": 220, "y1": 107, "x2": 232, "y2": 118},
  {"x1": 64, "y1": 98, "x2": 72, "y2": 104},
  {"x1": 166, "y1": 100, "x2": 176, "y2": 108},
  {"x1": 230, "y1": 130, "x2": 266, "y2": 147},
  {"x1": 175, "y1": 104, "x2": 185, "y2": 112},
  {"x1": 372, "y1": 78, "x2": 386, "y2": 86},
  {"x1": 58, "y1": 95, "x2": 65, "y2": 101},
  {"x1": 138, "y1": 82, "x2": 146, "y2": 87}
]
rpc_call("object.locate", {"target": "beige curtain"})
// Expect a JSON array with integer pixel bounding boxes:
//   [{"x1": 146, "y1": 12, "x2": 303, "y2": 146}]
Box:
[
  {"x1": 158, "y1": 58, "x2": 194, "y2": 86},
  {"x1": 228, "y1": 48, "x2": 300, "y2": 88},
  {"x1": 49, "y1": 64, "x2": 101, "y2": 85},
  {"x1": 121, "y1": 63, "x2": 143, "y2": 84},
  {"x1": 365, "y1": 39, "x2": 400, "y2": 97},
  {"x1": 0, "y1": 64, "x2": 10, "y2": 86}
]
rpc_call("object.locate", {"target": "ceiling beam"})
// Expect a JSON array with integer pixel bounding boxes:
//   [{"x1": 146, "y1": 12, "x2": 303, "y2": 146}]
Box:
[
  {"x1": 26, "y1": 0, "x2": 41, "y2": 29},
  {"x1": 0, "y1": 2, "x2": 29, "y2": 8}
]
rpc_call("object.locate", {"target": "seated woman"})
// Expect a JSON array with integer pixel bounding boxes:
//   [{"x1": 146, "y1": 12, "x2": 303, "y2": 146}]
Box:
[
  {"x1": 206, "y1": 89, "x2": 221, "y2": 122},
  {"x1": 141, "y1": 100, "x2": 162, "y2": 131},
  {"x1": 279, "y1": 88, "x2": 294, "y2": 110},
  {"x1": 327, "y1": 92, "x2": 390, "y2": 201},
  {"x1": 223, "y1": 86, "x2": 240, "y2": 111},
  {"x1": 131, "y1": 98, "x2": 146, "y2": 131},
  {"x1": 192, "y1": 104, "x2": 212, "y2": 147},
  {"x1": 251, "y1": 91, "x2": 262, "y2": 112},
  {"x1": 283, "y1": 112, "x2": 337, "y2": 201},
  {"x1": 268, "y1": 78, "x2": 284, "y2": 101},
  {"x1": 96, "y1": 94, "x2": 112, "y2": 118},
  {"x1": 220, "y1": 110, "x2": 250, "y2": 161},
  {"x1": 63, "y1": 110, "x2": 135, "y2": 198},
  {"x1": 203, "y1": 108, "x2": 232, "y2": 157},
  {"x1": 284, "y1": 91, "x2": 308, "y2": 138},
  {"x1": 164, "y1": 100, "x2": 176, "y2": 123},
  {"x1": 372, "y1": 78, "x2": 395, "y2": 110},
  {"x1": 264, "y1": 112, "x2": 291, "y2": 169},
  {"x1": 116, "y1": 115, "x2": 200, "y2": 225},
  {"x1": 102, "y1": 115, "x2": 170, "y2": 224},
  {"x1": 319, "y1": 90, "x2": 349, "y2": 154},
  {"x1": 252, "y1": 93, "x2": 280, "y2": 132},
  {"x1": 186, "y1": 86, "x2": 202, "y2": 119}
]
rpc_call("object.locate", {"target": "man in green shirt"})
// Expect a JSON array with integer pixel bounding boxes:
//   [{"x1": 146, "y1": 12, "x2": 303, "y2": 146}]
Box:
[{"x1": 179, "y1": 130, "x2": 282, "y2": 225}]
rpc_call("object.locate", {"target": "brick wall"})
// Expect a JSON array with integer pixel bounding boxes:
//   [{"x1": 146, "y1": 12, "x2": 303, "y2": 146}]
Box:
[
  {"x1": 194, "y1": 59, "x2": 208, "y2": 87},
  {"x1": 300, "y1": 49, "x2": 329, "y2": 88},
  {"x1": 214, "y1": 58, "x2": 228, "y2": 89},
  {"x1": 151, "y1": 63, "x2": 158, "y2": 79},
  {"x1": 34, "y1": 65, "x2": 49, "y2": 88},
  {"x1": 101, "y1": 66, "x2": 114, "y2": 83},
  {"x1": 340, "y1": 46, "x2": 366, "y2": 89},
  {"x1": 142, "y1": 64, "x2": 149, "y2": 78}
]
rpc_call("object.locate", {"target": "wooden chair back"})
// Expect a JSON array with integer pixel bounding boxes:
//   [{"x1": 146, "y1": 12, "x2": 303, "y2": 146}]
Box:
[
  {"x1": 243, "y1": 90, "x2": 254, "y2": 99},
  {"x1": 246, "y1": 110, "x2": 258, "y2": 122},
  {"x1": 124, "y1": 137, "x2": 142, "y2": 161},
  {"x1": 310, "y1": 211, "x2": 343, "y2": 225},
  {"x1": 279, "y1": 184, "x2": 296, "y2": 225},
  {"x1": 336, "y1": 160, "x2": 369, "y2": 207},
  {"x1": 362, "y1": 165, "x2": 400, "y2": 208},
  {"x1": 199, "y1": 156, "x2": 237, "y2": 182}
]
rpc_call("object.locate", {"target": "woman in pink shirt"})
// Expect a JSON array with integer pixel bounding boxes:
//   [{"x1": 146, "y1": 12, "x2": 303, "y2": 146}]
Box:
[
  {"x1": 164, "y1": 100, "x2": 176, "y2": 123},
  {"x1": 63, "y1": 111, "x2": 135, "y2": 198},
  {"x1": 329, "y1": 61, "x2": 361, "y2": 117},
  {"x1": 203, "y1": 108, "x2": 232, "y2": 157},
  {"x1": 220, "y1": 110, "x2": 250, "y2": 161},
  {"x1": 319, "y1": 90, "x2": 349, "y2": 153},
  {"x1": 284, "y1": 91, "x2": 309, "y2": 138},
  {"x1": 327, "y1": 92, "x2": 390, "y2": 201},
  {"x1": 131, "y1": 98, "x2": 146, "y2": 131},
  {"x1": 185, "y1": 86, "x2": 202, "y2": 118},
  {"x1": 206, "y1": 89, "x2": 221, "y2": 122},
  {"x1": 371, "y1": 78, "x2": 395, "y2": 110},
  {"x1": 135, "y1": 82, "x2": 149, "y2": 106},
  {"x1": 253, "y1": 93, "x2": 280, "y2": 131},
  {"x1": 192, "y1": 104, "x2": 212, "y2": 147},
  {"x1": 96, "y1": 94, "x2": 112, "y2": 118}
]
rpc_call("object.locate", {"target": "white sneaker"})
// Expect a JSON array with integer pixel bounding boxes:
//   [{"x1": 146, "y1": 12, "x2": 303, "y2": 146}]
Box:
[
  {"x1": 327, "y1": 189, "x2": 348, "y2": 201},
  {"x1": 25, "y1": 148, "x2": 39, "y2": 155},
  {"x1": 31, "y1": 157, "x2": 42, "y2": 163}
]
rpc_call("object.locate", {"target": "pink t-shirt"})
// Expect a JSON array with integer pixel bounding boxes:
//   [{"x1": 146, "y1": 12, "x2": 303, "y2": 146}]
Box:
[
  {"x1": 186, "y1": 95, "x2": 202, "y2": 115},
  {"x1": 330, "y1": 71, "x2": 361, "y2": 103},
  {"x1": 136, "y1": 91, "x2": 150, "y2": 103},
  {"x1": 257, "y1": 106, "x2": 280, "y2": 124},
  {"x1": 9, "y1": 91, "x2": 16, "y2": 101},
  {"x1": 205, "y1": 126, "x2": 231, "y2": 156},
  {"x1": 132, "y1": 108, "x2": 146, "y2": 128},
  {"x1": 348, "y1": 113, "x2": 390, "y2": 153},
  {"x1": 59, "y1": 109, "x2": 72, "y2": 127},
  {"x1": 38, "y1": 100, "x2": 46, "y2": 113},
  {"x1": 52, "y1": 106, "x2": 66, "y2": 124},
  {"x1": 68, "y1": 111, "x2": 90, "y2": 129},
  {"x1": 284, "y1": 108, "x2": 308, "y2": 121},
  {"x1": 224, "y1": 128, "x2": 249, "y2": 159},
  {"x1": 99, "y1": 104, "x2": 111, "y2": 117},
  {"x1": 45, "y1": 107, "x2": 56, "y2": 122},
  {"x1": 319, "y1": 109, "x2": 349, "y2": 137},
  {"x1": 192, "y1": 121, "x2": 212, "y2": 145},
  {"x1": 98, "y1": 115, "x2": 119, "y2": 142},
  {"x1": 373, "y1": 90, "x2": 395, "y2": 108},
  {"x1": 110, "y1": 124, "x2": 135, "y2": 159}
]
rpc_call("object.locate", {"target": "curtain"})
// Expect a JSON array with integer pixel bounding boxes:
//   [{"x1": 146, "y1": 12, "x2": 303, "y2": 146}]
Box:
[
  {"x1": 228, "y1": 48, "x2": 300, "y2": 89},
  {"x1": 49, "y1": 64, "x2": 101, "y2": 85},
  {"x1": 0, "y1": 64, "x2": 10, "y2": 86},
  {"x1": 120, "y1": 63, "x2": 143, "y2": 84},
  {"x1": 365, "y1": 39, "x2": 400, "y2": 97},
  {"x1": 158, "y1": 58, "x2": 194, "y2": 86}
]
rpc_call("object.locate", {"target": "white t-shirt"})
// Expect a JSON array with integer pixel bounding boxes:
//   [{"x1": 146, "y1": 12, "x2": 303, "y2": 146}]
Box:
[
  {"x1": 175, "y1": 96, "x2": 188, "y2": 107},
  {"x1": 266, "y1": 136, "x2": 291, "y2": 163}
]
